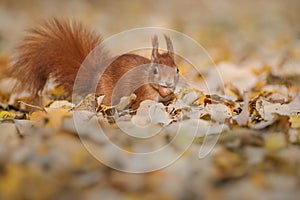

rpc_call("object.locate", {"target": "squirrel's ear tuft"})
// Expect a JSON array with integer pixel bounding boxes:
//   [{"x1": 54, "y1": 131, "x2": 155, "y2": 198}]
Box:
[
  {"x1": 151, "y1": 35, "x2": 159, "y2": 62},
  {"x1": 164, "y1": 35, "x2": 174, "y2": 59}
]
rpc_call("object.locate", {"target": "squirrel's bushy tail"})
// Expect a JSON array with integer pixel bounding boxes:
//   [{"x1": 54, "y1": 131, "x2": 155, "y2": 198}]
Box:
[{"x1": 10, "y1": 18, "x2": 104, "y2": 96}]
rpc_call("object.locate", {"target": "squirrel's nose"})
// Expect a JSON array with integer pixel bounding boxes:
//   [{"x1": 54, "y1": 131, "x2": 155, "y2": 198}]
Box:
[{"x1": 165, "y1": 81, "x2": 173, "y2": 88}]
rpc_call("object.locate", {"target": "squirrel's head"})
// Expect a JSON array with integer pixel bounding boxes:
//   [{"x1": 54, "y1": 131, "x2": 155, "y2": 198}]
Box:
[{"x1": 149, "y1": 35, "x2": 179, "y2": 98}]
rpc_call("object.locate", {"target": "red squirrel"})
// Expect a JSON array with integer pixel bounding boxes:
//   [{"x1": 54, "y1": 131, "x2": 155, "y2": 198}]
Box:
[{"x1": 10, "y1": 18, "x2": 179, "y2": 109}]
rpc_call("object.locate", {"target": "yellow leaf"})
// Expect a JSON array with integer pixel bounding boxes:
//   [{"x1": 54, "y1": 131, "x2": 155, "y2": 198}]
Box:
[
  {"x1": 45, "y1": 109, "x2": 72, "y2": 129},
  {"x1": 29, "y1": 110, "x2": 47, "y2": 121},
  {"x1": 0, "y1": 164, "x2": 24, "y2": 199},
  {"x1": 29, "y1": 109, "x2": 71, "y2": 129},
  {"x1": 289, "y1": 115, "x2": 300, "y2": 128},
  {"x1": 0, "y1": 111, "x2": 16, "y2": 119},
  {"x1": 265, "y1": 133, "x2": 286, "y2": 151}
]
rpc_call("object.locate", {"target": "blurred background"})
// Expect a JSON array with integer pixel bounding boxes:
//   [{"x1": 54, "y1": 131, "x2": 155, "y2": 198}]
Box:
[{"x1": 0, "y1": 0, "x2": 299, "y2": 64}]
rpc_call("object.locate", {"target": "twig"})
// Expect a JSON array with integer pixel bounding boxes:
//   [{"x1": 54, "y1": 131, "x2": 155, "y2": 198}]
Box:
[{"x1": 18, "y1": 101, "x2": 46, "y2": 112}]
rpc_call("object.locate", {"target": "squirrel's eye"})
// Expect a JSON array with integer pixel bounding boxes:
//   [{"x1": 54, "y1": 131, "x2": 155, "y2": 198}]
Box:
[
  {"x1": 176, "y1": 67, "x2": 179, "y2": 73},
  {"x1": 153, "y1": 67, "x2": 158, "y2": 75}
]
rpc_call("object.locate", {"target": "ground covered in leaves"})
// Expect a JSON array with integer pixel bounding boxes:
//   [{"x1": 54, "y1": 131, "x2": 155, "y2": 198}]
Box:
[{"x1": 0, "y1": 0, "x2": 300, "y2": 199}]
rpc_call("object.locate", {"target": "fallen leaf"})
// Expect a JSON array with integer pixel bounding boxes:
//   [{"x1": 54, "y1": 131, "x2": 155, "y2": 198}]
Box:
[
  {"x1": 235, "y1": 91, "x2": 250, "y2": 126},
  {"x1": 289, "y1": 115, "x2": 300, "y2": 129},
  {"x1": 0, "y1": 111, "x2": 16, "y2": 119}
]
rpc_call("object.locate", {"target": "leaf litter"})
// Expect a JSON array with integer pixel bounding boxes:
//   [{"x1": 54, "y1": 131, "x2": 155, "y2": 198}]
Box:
[{"x1": 1, "y1": 56, "x2": 299, "y2": 198}]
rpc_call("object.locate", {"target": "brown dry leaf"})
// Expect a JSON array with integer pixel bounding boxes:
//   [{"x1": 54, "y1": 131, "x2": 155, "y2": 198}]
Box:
[
  {"x1": 116, "y1": 93, "x2": 136, "y2": 111},
  {"x1": 254, "y1": 94, "x2": 300, "y2": 123},
  {"x1": 224, "y1": 82, "x2": 243, "y2": 100},
  {"x1": 176, "y1": 88, "x2": 203, "y2": 105},
  {"x1": 235, "y1": 91, "x2": 250, "y2": 126},
  {"x1": 74, "y1": 93, "x2": 104, "y2": 112},
  {"x1": 45, "y1": 109, "x2": 72, "y2": 129},
  {"x1": 29, "y1": 110, "x2": 48, "y2": 125},
  {"x1": 131, "y1": 100, "x2": 172, "y2": 126},
  {"x1": 205, "y1": 103, "x2": 232, "y2": 123},
  {"x1": 46, "y1": 100, "x2": 74, "y2": 110},
  {"x1": 30, "y1": 108, "x2": 71, "y2": 129}
]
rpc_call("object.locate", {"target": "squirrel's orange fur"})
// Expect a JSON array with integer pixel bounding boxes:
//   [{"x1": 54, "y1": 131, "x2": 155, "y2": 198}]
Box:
[{"x1": 10, "y1": 18, "x2": 179, "y2": 109}]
